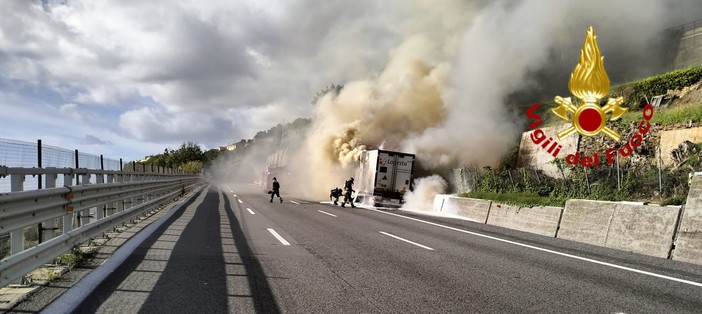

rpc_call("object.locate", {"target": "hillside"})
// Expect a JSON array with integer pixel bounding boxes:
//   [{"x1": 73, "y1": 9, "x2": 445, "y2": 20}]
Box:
[{"x1": 462, "y1": 66, "x2": 702, "y2": 207}]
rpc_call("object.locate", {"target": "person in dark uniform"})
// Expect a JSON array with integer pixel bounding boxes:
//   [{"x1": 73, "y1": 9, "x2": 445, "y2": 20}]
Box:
[
  {"x1": 270, "y1": 177, "x2": 283, "y2": 203},
  {"x1": 341, "y1": 177, "x2": 355, "y2": 208},
  {"x1": 330, "y1": 187, "x2": 342, "y2": 205}
]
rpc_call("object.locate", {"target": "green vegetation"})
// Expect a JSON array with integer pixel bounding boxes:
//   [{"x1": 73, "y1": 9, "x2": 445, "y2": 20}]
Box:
[
  {"x1": 459, "y1": 164, "x2": 691, "y2": 208},
  {"x1": 139, "y1": 141, "x2": 220, "y2": 174},
  {"x1": 661, "y1": 195, "x2": 686, "y2": 206},
  {"x1": 611, "y1": 66, "x2": 702, "y2": 110},
  {"x1": 614, "y1": 101, "x2": 702, "y2": 126},
  {"x1": 460, "y1": 191, "x2": 567, "y2": 207},
  {"x1": 542, "y1": 66, "x2": 702, "y2": 127},
  {"x1": 56, "y1": 246, "x2": 97, "y2": 269}
]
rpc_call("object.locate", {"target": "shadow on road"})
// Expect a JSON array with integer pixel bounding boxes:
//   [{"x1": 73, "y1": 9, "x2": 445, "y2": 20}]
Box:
[
  {"x1": 222, "y1": 192, "x2": 281, "y2": 314},
  {"x1": 70, "y1": 186, "x2": 280, "y2": 313}
]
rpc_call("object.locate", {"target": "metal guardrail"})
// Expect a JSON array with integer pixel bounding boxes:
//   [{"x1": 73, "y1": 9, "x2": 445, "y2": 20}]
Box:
[{"x1": 0, "y1": 166, "x2": 203, "y2": 287}]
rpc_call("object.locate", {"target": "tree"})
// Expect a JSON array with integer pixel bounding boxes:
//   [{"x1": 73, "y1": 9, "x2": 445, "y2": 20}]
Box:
[
  {"x1": 311, "y1": 84, "x2": 344, "y2": 105},
  {"x1": 180, "y1": 160, "x2": 204, "y2": 174}
]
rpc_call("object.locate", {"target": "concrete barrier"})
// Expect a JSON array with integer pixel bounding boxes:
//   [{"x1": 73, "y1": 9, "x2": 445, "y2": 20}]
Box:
[
  {"x1": 607, "y1": 202, "x2": 680, "y2": 258},
  {"x1": 558, "y1": 199, "x2": 618, "y2": 247},
  {"x1": 673, "y1": 175, "x2": 702, "y2": 265},
  {"x1": 440, "y1": 196, "x2": 491, "y2": 223},
  {"x1": 559, "y1": 199, "x2": 680, "y2": 258},
  {"x1": 433, "y1": 194, "x2": 451, "y2": 212},
  {"x1": 486, "y1": 203, "x2": 563, "y2": 237},
  {"x1": 433, "y1": 195, "x2": 690, "y2": 261}
]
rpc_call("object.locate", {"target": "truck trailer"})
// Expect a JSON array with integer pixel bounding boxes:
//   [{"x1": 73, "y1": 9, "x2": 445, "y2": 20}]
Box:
[{"x1": 353, "y1": 149, "x2": 415, "y2": 207}]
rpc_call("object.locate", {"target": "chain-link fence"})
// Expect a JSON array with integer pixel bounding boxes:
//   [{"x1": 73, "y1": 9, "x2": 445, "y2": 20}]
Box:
[
  {"x1": 0, "y1": 138, "x2": 125, "y2": 259},
  {"x1": 0, "y1": 138, "x2": 123, "y2": 192}
]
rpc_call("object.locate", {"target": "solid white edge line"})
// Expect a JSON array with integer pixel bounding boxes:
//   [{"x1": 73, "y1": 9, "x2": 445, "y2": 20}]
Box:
[
  {"x1": 41, "y1": 185, "x2": 206, "y2": 313},
  {"x1": 237, "y1": 199, "x2": 243, "y2": 204},
  {"x1": 317, "y1": 210, "x2": 337, "y2": 217},
  {"x1": 291, "y1": 200, "x2": 300, "y2": 204},
  {"x1": 370, "y1": 208, "x2": 702, "y2": 288},
  {"x1": 379, "y1": 231, "x2": 434, "y2": 251},
  {"x1": 267, "y1": 228, "x2": 291, "y2": 246},
  {"x1": 246, "y1": 208, "x2": 255, "y2": 215}
]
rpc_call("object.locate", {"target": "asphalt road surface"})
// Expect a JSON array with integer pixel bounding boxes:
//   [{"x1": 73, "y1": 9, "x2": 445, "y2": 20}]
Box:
[{"x1": 28, "y1": 184, "x2": 702, "y2": 313}]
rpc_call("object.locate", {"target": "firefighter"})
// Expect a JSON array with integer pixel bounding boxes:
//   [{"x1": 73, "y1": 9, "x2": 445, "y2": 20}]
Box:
[
  {"x1": 341, "y1": 177, "x2": 355, "y2": 208},
  {"x1": 330, "y1": 187, "x2": 342, "y2": 205},
  {"x1": 269, "y1": 177, "x2": 283, "y2": 203}
]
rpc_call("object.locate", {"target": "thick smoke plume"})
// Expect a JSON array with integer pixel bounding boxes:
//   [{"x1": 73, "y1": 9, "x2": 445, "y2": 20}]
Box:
[{"x1": 218, "y1": 0, "x2": 702, "y2": 201}]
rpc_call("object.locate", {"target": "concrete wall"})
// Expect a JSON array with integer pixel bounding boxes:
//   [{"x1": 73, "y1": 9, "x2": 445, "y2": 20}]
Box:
[
  {"x1": 556, "y1": 199, "x2": 616, "y2": 247},
  {"x1": 659, "y1": 127, "x2": 702, "y2": 166},
  {"x1": 438, "y1": 196, "x2": 491, "y2": 223},
  {"x1": 673, "y1": 175, "x2": 702, "y2": 264},
  {"x1": 437, "y1": 196, "x2": 687, "y2": 261},
  {"x1": 605, "y1": 202, "x2": 680, "y2": 258},
  {"x1": 555, "y1": 200, "x2": 680, "y2": 258},
  {"x1": 518, "y1": 124, "x2": 579, "y2": 178},
  {"x1": 486, "y1": 203, "x2": 563, "y2": 237},
  {"x1": 674, "y1": 20, "x2": 702, "y2": 68}
]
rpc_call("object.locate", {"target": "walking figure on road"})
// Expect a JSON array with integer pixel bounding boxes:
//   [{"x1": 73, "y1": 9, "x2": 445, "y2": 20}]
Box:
[
  {"x1": 270, "y1": 177, "x2": 283, "y2": 203},
  {"x1": 330, "y1": 187, "x2": 342, "y2": 205},
  {"x1": 341, "y1": 177, "x2": 355, "y2": 208}
]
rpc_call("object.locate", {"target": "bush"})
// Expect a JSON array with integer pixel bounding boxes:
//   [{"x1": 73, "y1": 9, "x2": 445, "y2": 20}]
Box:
[
  {"x1": 611, "y1": 66, "x2": 702, "y2": 110},
  {"x1": 660, "y1": 195, "x2": 686, "y2": 206},
  {"x1": 460, "y1": 191, "x2": 567, "y2": 207}
]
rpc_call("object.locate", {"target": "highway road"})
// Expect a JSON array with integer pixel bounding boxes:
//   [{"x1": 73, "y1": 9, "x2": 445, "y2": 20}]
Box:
[{"x1": 24, "y1": 184, "x2": 702, "y2": 313}]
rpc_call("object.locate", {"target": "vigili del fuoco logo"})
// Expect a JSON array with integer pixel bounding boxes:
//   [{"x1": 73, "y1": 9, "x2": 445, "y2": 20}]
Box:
[{"x1": 525, "y1": 26, "x2": 654, "y2": 168}]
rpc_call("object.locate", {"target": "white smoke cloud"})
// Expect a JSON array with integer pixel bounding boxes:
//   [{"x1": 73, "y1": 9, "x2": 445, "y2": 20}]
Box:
[
  {"x1": 401, "y1": 175, "x2": 448, "y2": 211},
  {"x1": 4, "y1": 0, "x2": 702, "y2": 179},
  {"x1": 284, "y1": 0, "x2": 702, "y2": 199}
]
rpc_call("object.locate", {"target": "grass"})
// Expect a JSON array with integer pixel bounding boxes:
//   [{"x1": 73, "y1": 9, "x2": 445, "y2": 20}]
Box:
[
  {"x1": 614, "y1": 101, "x2": 702, "y2": 126},
  {"x1": 459, "y1": 191, "x2": 567, "y2": 207},
  {"x1": 542, "y1": 101, "x2": 702, "y2": 128},
  {"x1": 56, "y1": 246, "x2": 97, "y2": 269}
]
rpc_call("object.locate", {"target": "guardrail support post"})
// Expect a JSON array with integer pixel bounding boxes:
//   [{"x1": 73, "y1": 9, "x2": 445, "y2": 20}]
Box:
[
  {"x1": 63, "y1": 173, "x2": 74, "y2": 233},
  {"x1": 10, "y1": 174, "x2": 25, "y2": 284},
  {"x1": 80, "y1": 173, "x2": 92, "y2": 226},
  {"x1": 42, "y1": 171, "x2": 58, "y2": 241}
]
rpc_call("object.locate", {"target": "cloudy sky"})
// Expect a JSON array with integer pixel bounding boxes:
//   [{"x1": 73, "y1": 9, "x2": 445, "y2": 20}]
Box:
[
  {"x1": 1, "y1": 0, "x2": 415, "y2": 161},
  {"x1": 2, "y1": 0, "x2": 701, "y2": 163}
]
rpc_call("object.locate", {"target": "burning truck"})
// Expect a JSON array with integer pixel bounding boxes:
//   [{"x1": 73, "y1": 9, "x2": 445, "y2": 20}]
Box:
[{"x1": 353, "y1": 149, "x2": 415, "y2": 208}]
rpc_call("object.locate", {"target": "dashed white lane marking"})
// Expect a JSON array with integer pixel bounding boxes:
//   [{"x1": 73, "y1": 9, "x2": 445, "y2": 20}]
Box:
[
  {"x1": 237, "y1": 199, "x2": 243, "y2": 204},
  {"x1": 370, "y1": 209, "x2": 702, "y2": 288},
  {"x1": 290, "y1": 200, "x2": 300, "y2": 205},
  {"x1": 379, "y1": 231, "x2": 434, "y2": 251},
  {"x1": 317, "y1": 210, "x2": 337, "y2": 217},
  {"x1": 246, "y1": 208, "x2": 255, "y2": 215},
  {"x1": 267, "y1": 228, "x2": 291, "y2": 246}
]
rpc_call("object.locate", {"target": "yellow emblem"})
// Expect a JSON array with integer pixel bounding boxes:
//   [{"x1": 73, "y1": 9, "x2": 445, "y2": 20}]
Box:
[{"x1": 552, "y1": 26, "x2": 627, "y2": 141}]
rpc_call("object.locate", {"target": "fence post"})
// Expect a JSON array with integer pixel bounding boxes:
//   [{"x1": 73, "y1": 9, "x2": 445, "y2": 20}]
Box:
[
  {"x1": 10, "y1": 174, "x2": 25, "y2": 257},
  {"x1": 43, "y1": 170, "x2": 58, "y2": 242},
  {"x1": 64, "y1": 173, "x2": 74, "y2": 233},
  {"x1": 658, "y1": 145, "x2": 663, "y2": 195},
  {"x1": 75, "y1": 149, "x2": 80, "y2": 185},
  {"x1": 616, "y1": 151, "x2": 621, "y2": 191},
  {"x1": 37, "y1": 139, "x2": 43, "y2": 244}
]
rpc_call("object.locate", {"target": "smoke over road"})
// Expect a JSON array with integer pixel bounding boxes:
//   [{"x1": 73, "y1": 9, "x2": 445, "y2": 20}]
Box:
[{"x1": 215, "y1": 0, "x2": 702, "y2": 209}]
